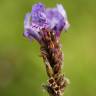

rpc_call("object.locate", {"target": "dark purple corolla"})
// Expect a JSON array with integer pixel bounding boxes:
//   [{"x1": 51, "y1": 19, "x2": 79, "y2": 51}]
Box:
[{"x1": 24, "y1": 3, "x2": 70, "y2": 43}]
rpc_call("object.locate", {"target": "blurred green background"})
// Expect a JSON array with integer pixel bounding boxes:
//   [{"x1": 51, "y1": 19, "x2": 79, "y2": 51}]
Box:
[{"x1": 0, "y1": 0, "x2": 96, "y2": 96}]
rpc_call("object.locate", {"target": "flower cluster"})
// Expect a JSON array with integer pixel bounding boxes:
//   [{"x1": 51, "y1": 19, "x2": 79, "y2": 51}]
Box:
[
  {"x1": 24, "y1": 3, "x2": 69, "y2": 43},
  {"x1": 24, "y1": 3, "x2": 70, "y2": 96}
]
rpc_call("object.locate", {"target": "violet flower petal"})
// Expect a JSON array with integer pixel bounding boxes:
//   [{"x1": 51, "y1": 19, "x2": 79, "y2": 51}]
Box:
[{"x1": 32, "y1": 3, "x2": 47, "y2": 26}]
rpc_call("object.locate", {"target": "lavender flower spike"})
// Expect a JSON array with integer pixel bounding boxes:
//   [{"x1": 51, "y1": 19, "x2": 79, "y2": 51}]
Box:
[{"x1": 24, "y1": 3, "x2": 70, "y2": 96}]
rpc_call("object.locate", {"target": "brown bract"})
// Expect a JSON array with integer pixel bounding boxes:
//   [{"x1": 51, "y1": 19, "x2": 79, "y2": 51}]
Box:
[{"x1": 40, "y1": 29, "x2": 69, "y2": 96}]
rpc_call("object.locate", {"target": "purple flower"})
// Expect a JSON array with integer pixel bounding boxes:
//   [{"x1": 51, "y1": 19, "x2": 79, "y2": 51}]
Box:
[{"x1": 24, "y1": 3, "x2": 69, "y2": 42}]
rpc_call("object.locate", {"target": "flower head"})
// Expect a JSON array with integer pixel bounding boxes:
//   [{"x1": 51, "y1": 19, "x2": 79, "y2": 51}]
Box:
[{"x1": 24, "y1": 3, "x2": 69, "y2": 43}]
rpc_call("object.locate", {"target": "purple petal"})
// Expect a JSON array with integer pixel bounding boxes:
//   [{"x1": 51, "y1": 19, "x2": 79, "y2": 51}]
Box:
[
  {"x1": 24, "y1": 13, "x2": 42, "y2": 42},
  {"x1": 24, "y1": 13, "x2": 31, "y2": 29},
  {"x1": 45, "y1": 4, "x2": 70, "y2": 36},
  {"x1": 32, "y1": 3, "x2": 47, "y2": 26},
  {"x1": 57, "y1": 4, "x2": 70, "y2": 30},
  {"x1": 46, "y1": 8, "x2": 64, "y2": 36}
]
